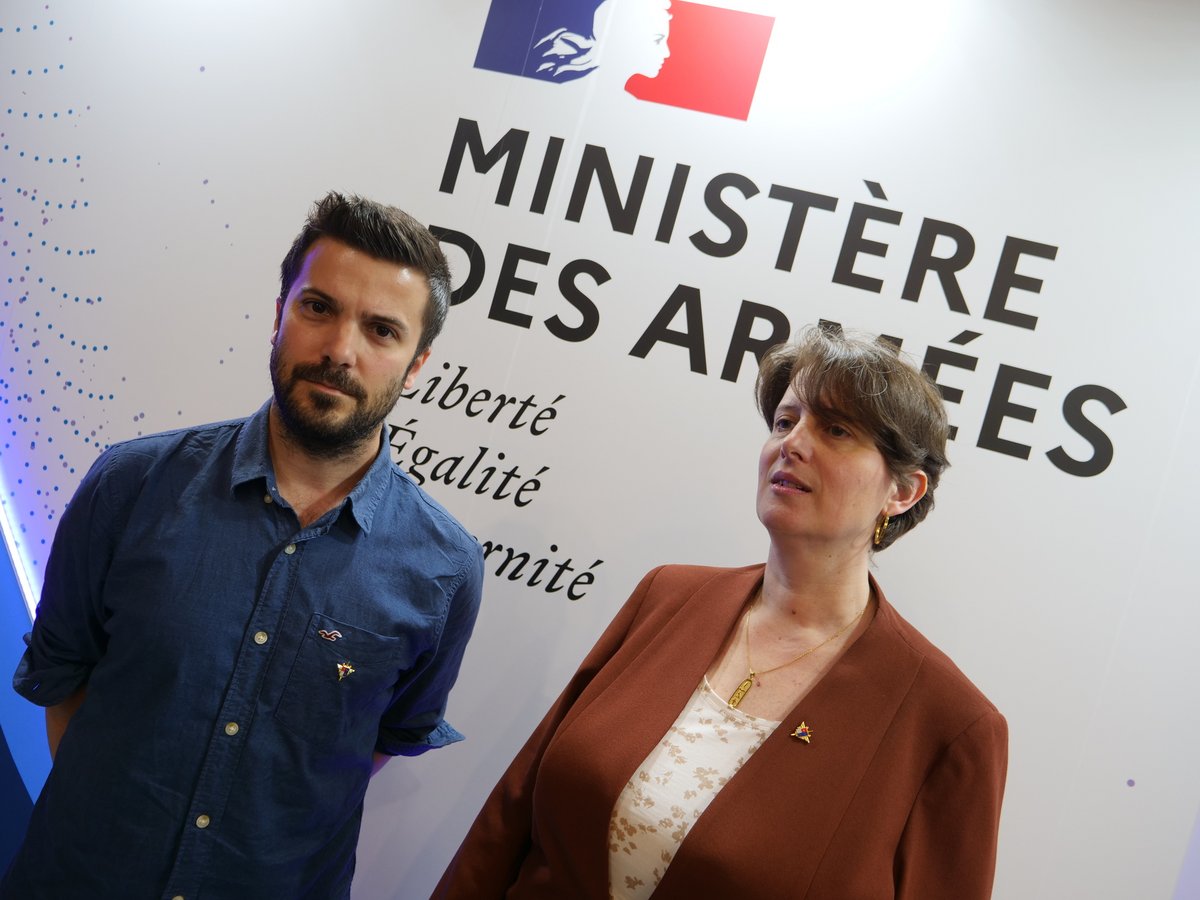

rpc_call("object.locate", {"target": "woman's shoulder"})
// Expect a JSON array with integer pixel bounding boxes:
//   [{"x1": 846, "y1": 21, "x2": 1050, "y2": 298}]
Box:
[
  {"x1": 873, "y1": 593, "x2": 1002, "y2": 725},
  {"x1": 622, "y1": 563, "x2": 763, "y2": 627},
  {"x1": 643, "y1": 561, "x2": 764, "y2": 583},
  {"x1": 635, "y1": 562, "x2": 763, "y2": 599}
]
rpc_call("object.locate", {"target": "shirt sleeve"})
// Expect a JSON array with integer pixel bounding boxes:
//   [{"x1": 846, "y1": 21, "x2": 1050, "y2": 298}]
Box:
[
  {"x1": 374, "y1": 541, "x2": 486, "y2": 757},
  {"x1": 13, "y1": 446, "x2": 134, "y2": 707},
  {"x1": 431, "y1": 565, "x2": 667, "y2": 899},
  {"x1": 894, "y1": 706, "x2": 1009, "y2": 899}
]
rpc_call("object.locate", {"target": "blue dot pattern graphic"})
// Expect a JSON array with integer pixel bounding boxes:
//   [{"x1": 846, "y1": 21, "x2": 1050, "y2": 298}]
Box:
[{"x1": 1, "y1": 3, "x2": 109, "y2": 591}]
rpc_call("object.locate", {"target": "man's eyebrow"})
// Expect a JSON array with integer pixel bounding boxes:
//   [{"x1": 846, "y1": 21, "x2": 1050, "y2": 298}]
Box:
[
  {"x1": 299, "y1": 287, "x2": 341, "y2": 310},
  {"x1": 368, "y1": 313, "x2": 411, "y2": 335},
  {"x1": 300, "y1": 288, "x2": 411, "y2": 334}
]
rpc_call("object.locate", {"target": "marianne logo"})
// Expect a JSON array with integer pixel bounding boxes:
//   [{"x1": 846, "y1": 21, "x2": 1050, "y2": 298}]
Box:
[{"x1": 474, "y1": 0, "x2": 775, "y2": 121}]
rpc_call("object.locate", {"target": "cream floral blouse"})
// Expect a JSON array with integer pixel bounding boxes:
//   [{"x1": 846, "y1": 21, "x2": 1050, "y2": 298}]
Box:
[{"x1": 607, "y1": 677, "x2": 782, "y2": 899}]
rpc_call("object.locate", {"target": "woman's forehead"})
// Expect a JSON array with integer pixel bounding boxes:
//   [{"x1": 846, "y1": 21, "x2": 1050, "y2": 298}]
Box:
[{"x1": 780, "y1": 380, "x2": 872, "y2": 427}]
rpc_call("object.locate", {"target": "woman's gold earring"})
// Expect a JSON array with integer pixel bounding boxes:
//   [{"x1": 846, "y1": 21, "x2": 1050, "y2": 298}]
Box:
[{"x1": 873, "y1": 514, "x2": 890, "y2": 547}]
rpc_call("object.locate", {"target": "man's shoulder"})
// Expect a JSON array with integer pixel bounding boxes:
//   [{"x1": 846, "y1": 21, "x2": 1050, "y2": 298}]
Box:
[
  {"x1": 87, "y1": 415, "x2": 247, "y2": 478},
  {"x1": 380, "y1": 465, "x2": 482, "y2": 560}
]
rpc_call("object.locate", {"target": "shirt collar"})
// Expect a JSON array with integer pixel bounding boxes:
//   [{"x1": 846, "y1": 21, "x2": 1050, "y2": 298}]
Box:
[
  {"x1": 231, "y1": 400, "x2": 276, "y2": 490},
  {"x1": 231, "y1": 399, "x2": 393, "y2": 535}
]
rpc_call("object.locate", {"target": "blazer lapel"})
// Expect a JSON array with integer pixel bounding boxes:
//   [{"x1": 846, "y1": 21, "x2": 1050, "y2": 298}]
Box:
[
  {"x1": 551, "y1": 565, "x2": 765, "y2": 895},
  {"x1": 587, "y1": 565, "x2": 765, "y2": 779},
  {"x1": 654, "y1": 581, "x2": 926, "y2": 898}
]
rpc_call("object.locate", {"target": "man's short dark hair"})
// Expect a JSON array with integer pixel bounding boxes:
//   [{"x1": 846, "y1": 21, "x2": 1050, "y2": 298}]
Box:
[{"x1": 280, "y1": 192, "x2": 451, "y2": 356}]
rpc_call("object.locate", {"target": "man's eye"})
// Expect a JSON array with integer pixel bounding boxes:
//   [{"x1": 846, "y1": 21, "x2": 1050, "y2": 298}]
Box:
[
  {"x1": 306, "y1": 300, "x2": 329, "y2": 315},
  {"x1": 372, "y1": 325, "x2": 396, "y2": 340}
]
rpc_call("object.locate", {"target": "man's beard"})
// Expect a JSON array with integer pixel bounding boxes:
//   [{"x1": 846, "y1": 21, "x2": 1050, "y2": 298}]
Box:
[{"x1": 270, "y1": 343, "x2": 411, "y2": 460}]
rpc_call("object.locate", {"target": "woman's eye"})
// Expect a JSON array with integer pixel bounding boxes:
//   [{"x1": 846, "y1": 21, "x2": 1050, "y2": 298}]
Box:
[
  {"x1": 828, "y1": 423, "x2": 852, "y2": 438},
  {"x1": 774, "y1": 417, "x2": 793, "y2": 431}
]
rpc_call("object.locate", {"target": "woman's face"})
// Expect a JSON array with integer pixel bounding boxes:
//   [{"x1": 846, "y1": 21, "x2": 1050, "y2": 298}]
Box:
[{"x1": 756, "y1": 387, "x2": 923, "y2": 553}]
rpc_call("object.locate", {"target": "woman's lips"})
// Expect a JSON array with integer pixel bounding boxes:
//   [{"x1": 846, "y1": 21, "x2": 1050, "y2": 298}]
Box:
[{"x1": 770, "y1": 472, "x2": 811, "y2": 492}]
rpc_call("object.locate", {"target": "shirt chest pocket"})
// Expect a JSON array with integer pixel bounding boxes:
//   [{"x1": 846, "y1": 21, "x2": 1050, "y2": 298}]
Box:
[{"x1": 275, "y1": 613, "x2": 416, "y2": 751}]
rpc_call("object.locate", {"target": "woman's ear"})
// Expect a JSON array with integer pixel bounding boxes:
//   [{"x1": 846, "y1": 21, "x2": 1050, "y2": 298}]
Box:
[{"x1": 886, "y1": 470, "x2": 928, "y2": 517}]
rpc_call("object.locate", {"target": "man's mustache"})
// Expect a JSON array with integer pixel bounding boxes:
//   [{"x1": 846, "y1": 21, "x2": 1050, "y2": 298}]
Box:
[{"x1": 290, "y1": 362, "x2": 366, "y2": 401}]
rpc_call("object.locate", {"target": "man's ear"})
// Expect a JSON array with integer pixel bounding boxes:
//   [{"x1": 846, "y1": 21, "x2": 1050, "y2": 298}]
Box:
[
  {"x1": 403, "y1": 348, "x2": 433, "y2": 390},
  {"x1": 271, "y1": 297, "x2": 283, "y2": 343}
]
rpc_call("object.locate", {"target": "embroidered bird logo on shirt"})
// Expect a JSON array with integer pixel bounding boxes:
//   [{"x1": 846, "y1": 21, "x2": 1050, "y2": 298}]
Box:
[
  {"x1": 318, "y1": 629, "x2": 343, "y2": 642},
  {"x1": 336, "y1": 662, "x2": 355, "y2": 682}
]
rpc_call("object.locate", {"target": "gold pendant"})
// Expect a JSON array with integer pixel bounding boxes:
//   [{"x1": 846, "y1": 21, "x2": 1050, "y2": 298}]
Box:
[{"x1": 727, "y1": 675, "x2": 754, "y2": 709}]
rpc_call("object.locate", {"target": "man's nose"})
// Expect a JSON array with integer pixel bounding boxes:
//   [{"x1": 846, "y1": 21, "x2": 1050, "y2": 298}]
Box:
[{"x1": 322, "y1": 322, "x2": 358, "y2": 367}]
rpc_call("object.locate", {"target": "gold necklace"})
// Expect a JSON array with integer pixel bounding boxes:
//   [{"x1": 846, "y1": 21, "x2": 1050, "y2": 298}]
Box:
[{"x1": 726, "y1": 599, "x2": 867, "y2": 709}]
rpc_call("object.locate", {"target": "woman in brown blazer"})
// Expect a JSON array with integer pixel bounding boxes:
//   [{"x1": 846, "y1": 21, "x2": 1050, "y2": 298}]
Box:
[{"x1": 434, "y1": 326, "x2": 1008, "y2": 899}]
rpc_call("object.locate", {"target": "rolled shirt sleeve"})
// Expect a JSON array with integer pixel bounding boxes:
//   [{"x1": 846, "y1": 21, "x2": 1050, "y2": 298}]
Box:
[
  {"x1": 14, "y1": 445, "x2": 141, "y2": 706},
  {"x1": 375, "y1": 535, "x2": 485, "y2": 756}
]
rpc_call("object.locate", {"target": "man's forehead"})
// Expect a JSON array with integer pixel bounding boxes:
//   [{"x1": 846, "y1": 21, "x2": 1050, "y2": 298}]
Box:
[{"x1": 290, "y1": 237, "x2": 427, "y2": 296}]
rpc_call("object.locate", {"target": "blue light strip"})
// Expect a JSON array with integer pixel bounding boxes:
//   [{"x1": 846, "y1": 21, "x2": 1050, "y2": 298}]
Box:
[
  {"x1": 0, "y1": 469, "x2": 50, "y2": 804},
  {"x1": 0, "y1": 475, "x2": 39, "y2": 623}
]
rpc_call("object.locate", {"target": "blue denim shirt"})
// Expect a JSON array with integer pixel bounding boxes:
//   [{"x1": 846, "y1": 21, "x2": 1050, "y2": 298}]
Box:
[{"x1": 3, "y1": 401, "x2": 484, "y2": 900}]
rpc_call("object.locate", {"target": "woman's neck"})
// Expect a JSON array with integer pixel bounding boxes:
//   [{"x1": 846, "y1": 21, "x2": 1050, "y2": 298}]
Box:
[{"x1": 760, "y1": 539, "x2": 873, "y2": 627}]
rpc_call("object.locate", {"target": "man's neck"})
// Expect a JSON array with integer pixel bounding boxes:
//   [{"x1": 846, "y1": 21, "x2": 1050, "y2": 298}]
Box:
[{"x1": 266, "y1": 404, "x2": 380, "y2": 528}]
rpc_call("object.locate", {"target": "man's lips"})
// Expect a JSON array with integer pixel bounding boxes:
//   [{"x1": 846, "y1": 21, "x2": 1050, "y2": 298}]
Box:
[
  {"x1": 304, "y1": 378, "x2": 352, "y2": 396},
  {"x1": 770, "y1": 472, "x2": 812, "y2": 492}
]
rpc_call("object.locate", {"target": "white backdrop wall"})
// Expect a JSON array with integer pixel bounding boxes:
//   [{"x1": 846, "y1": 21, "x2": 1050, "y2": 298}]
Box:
[{"x1": 1, "y1": 2, "x2": 1198, "y2": 898}]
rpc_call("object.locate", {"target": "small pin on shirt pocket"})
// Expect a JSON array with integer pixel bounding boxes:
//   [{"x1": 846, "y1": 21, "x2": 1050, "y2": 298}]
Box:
[{"x1": 275, "y1": 613, "x2": 414, "y2": 752}]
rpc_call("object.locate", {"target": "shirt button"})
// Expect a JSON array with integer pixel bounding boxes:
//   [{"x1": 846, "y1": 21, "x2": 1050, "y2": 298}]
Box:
[
  {"x1": 224, "y1": 722, "x2": 239, "y2": 736},
  {"x1": 254, "y1": 631, "x2": 269, "y2": 645},
  {"x1": 172, "y1": 895, "x2": 185, "y2": 900},
  {"x1": 195, "y1": 814, "x2": 211, "y2": 829},
  {"x1": 284, "y1": 543, "x2": 296, "y2": 555},
  {"x1": 264, "y1": 494, "x2": 273, "y2": 504}
]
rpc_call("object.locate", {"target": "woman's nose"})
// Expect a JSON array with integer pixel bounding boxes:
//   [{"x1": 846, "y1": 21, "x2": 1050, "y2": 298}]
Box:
[{"x1": 779, "y1": 419, "x2": 813, "y2": 458}]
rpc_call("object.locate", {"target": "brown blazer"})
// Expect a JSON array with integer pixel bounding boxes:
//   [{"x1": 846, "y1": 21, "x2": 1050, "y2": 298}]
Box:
[{"x1": 434, "y1": 564, "x2": 1007, "y2": 899}]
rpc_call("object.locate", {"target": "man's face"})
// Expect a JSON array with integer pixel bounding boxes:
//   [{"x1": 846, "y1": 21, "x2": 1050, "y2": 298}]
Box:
[{"x1": 270, "y1": 237, "x2": 431, "y2": 458}]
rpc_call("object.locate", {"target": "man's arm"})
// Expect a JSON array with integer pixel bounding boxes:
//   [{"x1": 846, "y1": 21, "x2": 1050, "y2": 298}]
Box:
[
  {"x1": 46, "y1": 686, "x2": 87, "y2": 760},
  {"x1": 375, "y1": 547, "x2": 486, "y2": 759},
  {"x1": 15, "y1": 446, "x2": 132, "y2": 715}
]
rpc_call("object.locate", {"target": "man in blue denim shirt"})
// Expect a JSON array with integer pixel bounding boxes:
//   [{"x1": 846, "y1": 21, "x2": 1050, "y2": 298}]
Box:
[{"x1": 1, "y1": 193, "x2": 485, "y2": 899}]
